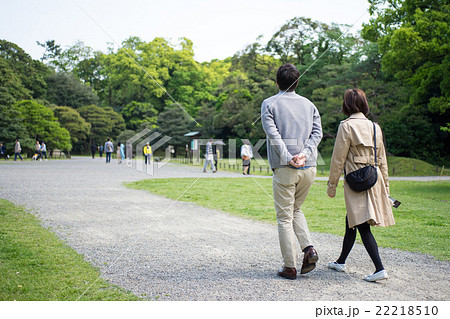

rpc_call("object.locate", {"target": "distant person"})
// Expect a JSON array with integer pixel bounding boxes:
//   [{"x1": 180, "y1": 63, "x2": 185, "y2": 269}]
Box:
[
  {"x1": 126, "y1": 142, "x2": 133, "y2": 164},
  {"x1": 33, "y1": 141, "x2": 42, "y2": 161},
  {"x1": 104, "y1": 138, "x2": 114, "y2": 163},
  {"x1": 0, "y1": 142, "x2": 7, "y2": 160},
  {"x1": 116, "y1": 143, "x2": 122, "y2": 164},
  {"x1": 40, "y1": 141, "x2": 47, "y2": 161},
  {"x1": 202, "y1": 138, "x2": 216, "y2": 173},
  {"x1": 98, "y1": 145, "x2": 104, "y2": 158},
  {"x1": 261, "y1": 63, "x2": 322, "y2": 280},
  {"x1": 143, "y1": 142, "x2": 152, "y2": 165},
  {"x1": 240, "y1": 141, "x2": 253, "y2": 175},
  {"x1": 212, "y1": 144, "x2": 218, "y2": 171},
  {"x1": 326, "y1": 88, "x2": 395, "y2": 282},
  {"x1": 91, "y1": 142, "x2": 97, "y2": 159},
  {"x1": 14, "y1": 139, "x2": 23, "y2": 161},
  {"x1": 120, "y1": 142, "x2": 125, "y2": 162}
]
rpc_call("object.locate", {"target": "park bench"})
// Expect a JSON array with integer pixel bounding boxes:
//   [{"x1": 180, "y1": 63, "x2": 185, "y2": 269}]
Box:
[{"x1": 52, "y1": 149, "x2": 66, "y2": 159}]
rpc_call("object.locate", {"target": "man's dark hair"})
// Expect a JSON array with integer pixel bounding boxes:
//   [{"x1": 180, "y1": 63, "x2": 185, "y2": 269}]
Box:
[
  {"x1": 342, "y1": 88, "x2": 369, "y2": 116},
  {"x1": 276, "y1": 63, "x2": 300, "y2": 92}
]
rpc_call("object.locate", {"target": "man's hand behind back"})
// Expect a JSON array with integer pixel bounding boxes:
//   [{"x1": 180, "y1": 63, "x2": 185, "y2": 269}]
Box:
[{"x1": 289, "y1": 153, "x2": 306, "y2": 168}]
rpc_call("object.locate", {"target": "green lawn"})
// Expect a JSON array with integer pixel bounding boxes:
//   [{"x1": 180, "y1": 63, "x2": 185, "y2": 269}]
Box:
[
  {"x1": 126, "y1": 178, "x2": 450, "y2": 261},
  {"x1": 172, "y1": 155, "x2": 449, "y2": 177},
  {"x1": 0, "y1": 199, "x2": 139, "y2": 301}
]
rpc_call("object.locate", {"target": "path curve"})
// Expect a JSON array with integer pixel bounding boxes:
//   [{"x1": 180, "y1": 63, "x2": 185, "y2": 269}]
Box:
[{"x1": 0, "y1": 157, "x2": 448, "y2": 300}]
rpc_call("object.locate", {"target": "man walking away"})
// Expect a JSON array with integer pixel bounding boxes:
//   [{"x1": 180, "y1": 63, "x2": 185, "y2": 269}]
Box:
[
  {"x1": 105, "y1": 138, "x2": 114, "y2": 163},
  {"x1": 91, "y1": 142, "x2": 97, "y2": 159},
  {"x1": 14, "y1": 139, "x2": 23, "y2": 161},
  {"x1": 0, "y1": 143, "x2": 7, "y2": 160},
  {"x1": 202, "y1": 138, "x2": 216, "y2": 173},
  {"x1": 40, "y1": 141, "x2": 47, "y2": 161},
  {"x1": 261, "y1": 63, "x2": 323, "y2": 279}
]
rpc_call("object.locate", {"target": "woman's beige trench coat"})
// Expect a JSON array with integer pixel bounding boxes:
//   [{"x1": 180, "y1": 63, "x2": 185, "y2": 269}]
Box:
[{"x1": 327, "y1": 112, "x2": 395, "y2": 229}]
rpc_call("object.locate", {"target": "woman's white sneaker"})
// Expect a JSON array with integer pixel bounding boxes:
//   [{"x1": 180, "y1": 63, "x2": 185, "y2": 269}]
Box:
[
  {"x1": 328, "y1": 262, "x2": 346, "y2": 272},
  {"x1": 364, "y1": 269, "x2": 388, "y2": 282}
]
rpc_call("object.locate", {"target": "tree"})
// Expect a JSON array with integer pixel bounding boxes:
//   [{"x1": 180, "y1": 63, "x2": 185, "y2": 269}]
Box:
[
  {"x1": 0, "y1": 59, "x2": 30, "y2": 104},
  {"x1": 0, "y1": 40, "x2": 51, "y2": 100},
  {"x1": 14, "y1": 100, "x2": 72, "y2": 151},
  {"x1": 39, "y1": 40, "x2": 94, "y2": 72},
  {"x1": 52, "y1": 106, "x2": 91, "y2": 152},
  {"x1": 120, "y1": 101, "x2": 158, "y2": 130},
  {"x1": 362, "y1": 0, "x2": 450, "y2": 161},
  {"x1": 0, "y1": 104, "x2": 33, "y2": 154},
  {"x1": 116, "y1": 129, "x2": 136, "y2": 144},
  {"x1": 77, "y1": 104, "x2": 126, "y2": 144},
  {"x1": 74, "y1": 51, "x2": 105, "y2": 91},
  {"x1": 156, "y1": 105, "x2": 196, "y2": 154},
  {"x1": 37, "y1": 40, "x2": 62, "y2": 63},
  {"x1": 46, "y1": 72, "x2": 99, "y2": 108}
]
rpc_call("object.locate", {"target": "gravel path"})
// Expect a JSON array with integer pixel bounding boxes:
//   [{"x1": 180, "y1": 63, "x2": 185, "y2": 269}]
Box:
[{"x1": 0, "y1": 157, "x2": 448, "y2": 300}]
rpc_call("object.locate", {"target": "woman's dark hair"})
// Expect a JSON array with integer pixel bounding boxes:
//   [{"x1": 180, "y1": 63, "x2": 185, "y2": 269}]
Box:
[
  {"x1": 342, "y1": 88, "x2": 369, "y2": 116},
  {"x1": 276, "y1": 63, "x2": 300, "y2": 92}
]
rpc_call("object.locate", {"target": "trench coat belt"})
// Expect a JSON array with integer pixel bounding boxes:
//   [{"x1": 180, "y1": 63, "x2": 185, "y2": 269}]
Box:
[{"x1": 352, "y1": 155, "x2": 383, "y2": 165}]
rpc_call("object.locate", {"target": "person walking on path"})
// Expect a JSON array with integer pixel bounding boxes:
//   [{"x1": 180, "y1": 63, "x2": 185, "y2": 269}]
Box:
[
  {"x1": 14, "y1": 139, "x2": 23, "y2": 161},
  {"x1": 143, "y1": 142, "x2": 152, "y2": 165},
  {"x1": 40, "y1": 141, "x2": 47, "y2": 161},
  {"x1": 116, "y1": 143, "x2": 122, "y2": 164},
  {"x1": 120, "y1": 142, "x2": 125, "y2": 162},
  {"x1": 91, "y1": 142, "x2": 97, "y2": 159},
  {"x1": 104, "y1": 138, "x2": 114, "y2": 164},
  {"x1": 240, "y1": 141, "x2": 253, "y2": 175},
  {"x1": 0, "y1": 142, "x2": 7, "y2": 160},
  {"x1": 33, "y1": 141, "x2": 42, "y2": 161},
  {"x1": 202, "y1": 139, "x2": 216, "y2": 173},
  {"x1": 261, "y1": 63, "x2": 323, "y2": 280},
  {"x1": 98, "y1": 145, "x2": 104, "y2": 158},
  {"x1": 326, "y1": 88, "x2": 395, "y2": 282}
]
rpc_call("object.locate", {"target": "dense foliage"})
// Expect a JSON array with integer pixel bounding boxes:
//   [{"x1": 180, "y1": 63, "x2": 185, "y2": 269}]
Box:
[{"x1": 0, "y1": 0, "x2": 448, "y2": 162}]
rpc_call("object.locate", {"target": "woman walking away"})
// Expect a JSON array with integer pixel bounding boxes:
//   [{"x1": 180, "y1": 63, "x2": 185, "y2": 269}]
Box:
[
  {"x1": 326, "y1": 88, "x2": 395, "y2": 282},
  {"x1": 120, "y1": 142, "x2": 125, "y2": 162},
  {"x1": 117, "y1": 143, "x2": 122, "y2": 164}
]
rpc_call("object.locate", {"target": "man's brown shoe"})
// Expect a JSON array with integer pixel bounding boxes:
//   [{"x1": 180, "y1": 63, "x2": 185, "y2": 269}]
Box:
[
  {"x1": 300, "y1": 247, "x2": 318, "y2": 274},
  {"x1": 277, "y1": 267, "x2": 297, "y2": 280}
]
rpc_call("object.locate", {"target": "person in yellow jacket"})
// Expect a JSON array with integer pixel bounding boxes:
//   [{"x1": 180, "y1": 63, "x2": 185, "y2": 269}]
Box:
[{"x1": 143, "y1": 142, "x2": 152, "y2": 165}]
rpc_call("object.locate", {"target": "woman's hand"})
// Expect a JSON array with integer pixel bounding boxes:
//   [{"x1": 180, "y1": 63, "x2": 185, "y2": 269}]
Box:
[{"x1": 327, "y1": 185, "x2": 336, "y2": 198}]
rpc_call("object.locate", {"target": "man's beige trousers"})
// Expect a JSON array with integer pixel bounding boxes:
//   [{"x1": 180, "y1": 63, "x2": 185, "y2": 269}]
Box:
[{"x1": 273, "y1": 167, "x2": 316, "y2": 268}]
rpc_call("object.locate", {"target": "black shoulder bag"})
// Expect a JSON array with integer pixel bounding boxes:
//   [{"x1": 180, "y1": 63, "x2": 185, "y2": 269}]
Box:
[{"x1": 345, "y1": 122, "x2": 378, "y2": 192}]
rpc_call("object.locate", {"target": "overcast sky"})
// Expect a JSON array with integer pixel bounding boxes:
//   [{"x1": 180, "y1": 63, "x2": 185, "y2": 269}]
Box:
[{"x1": 1, "y1": 0, "x2": 371, "y2": 62}]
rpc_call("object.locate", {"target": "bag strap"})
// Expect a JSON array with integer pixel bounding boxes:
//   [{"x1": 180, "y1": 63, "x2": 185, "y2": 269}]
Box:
[{"x1": 373, "y1": 122, "x2": 377, "y2": 167}]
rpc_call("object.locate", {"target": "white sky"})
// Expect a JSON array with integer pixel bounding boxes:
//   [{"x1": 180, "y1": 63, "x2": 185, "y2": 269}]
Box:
[{"x1": 1, "y1": 0, "x2": 371, "y2": 62}]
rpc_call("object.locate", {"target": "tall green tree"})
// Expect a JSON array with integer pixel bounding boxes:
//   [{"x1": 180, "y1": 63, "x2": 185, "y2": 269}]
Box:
[
  {"x1": 0, "y1": 39, "x2": 51, "y2": 100},
  {"x1": 0, "y1": 104, "x2": 33, "y2": 154},
  {"x1": 156, "y1": 105, "x2": 196, "y2": 154},
  {"x1": 52, "y1": 106, "x2": 91, "y2": 152},
  {"x1": 37, "y1": 40, "x2": 62, "y2": 63},
  {"x1": 77, "y1": 104, "x2": 125, "y2": 144},
  {"x1": 46, "y1": 72, "x2": 99, "y2": 108},
  {"x1": 14, "y1": 100, "x2": 72, "y2": 151},
  {"x1": 120, "y1": 101, "x2": 158, "y2": 130},
  {"x1": 362, "y1": 0, "x2": 450, "y2": 161}
]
